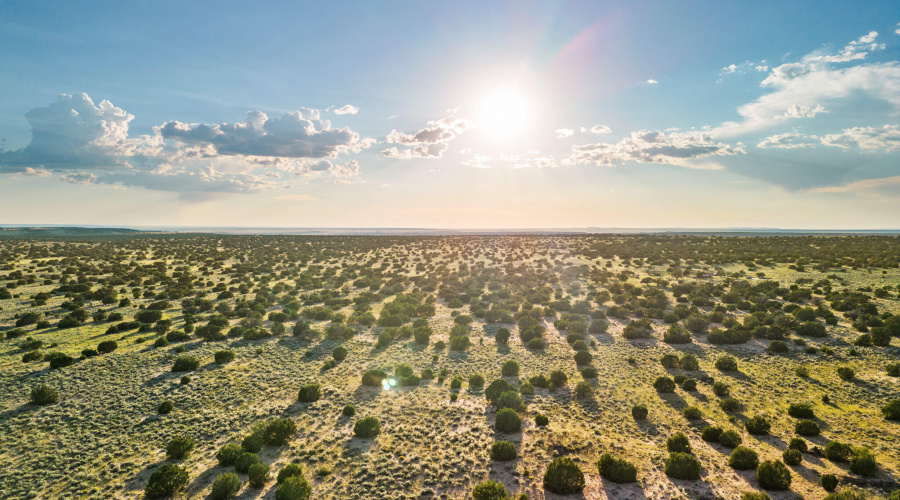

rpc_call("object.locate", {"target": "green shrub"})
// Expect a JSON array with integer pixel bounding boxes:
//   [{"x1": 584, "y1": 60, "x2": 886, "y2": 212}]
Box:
[
  {"x1": 209, "y1": 472, "x2": 241, "y2": 499},
  {"x1": 157, "y1": 400, "x2": 174, "y2": 414},
  {"x1": 450, "y1": 376, "x2": 463, "y2": 389},
  {"x1": 260, "y1": 418, "x2": 297, "y2": 445},
  {"x1": 718, "y1": 430, "x2": 743, "y2": 448},
  {"x1": 235, "y1": 452, "x2": 261, "y2": 474},
  {"x1": 29, "y1": 384, "x2": 59, "y2": 405},
  {"x1": 824, "y1": 441, "x2": 852, "y2": 462},
  {"x1": 701, "y1": 426, "x2": 723, "y2": 442},
  {"x1": 682, "y1": 406, "x2": 702, "y2": 420},
  {"x1": 666, "y1": 432, "x2": 691, "y2": 454},
  {"x1": 354, "y1": 416, "x2": 381, "y2": 438},
  {"x1": 795, "y1": 419, "x2": 820, "y2": 436},
  {"x1": 490, "y1": 440, "x2": 517, "y2": 461},
  {"x1": 332, "y1": 345, "x2": 347, "y2": 361},
  {"x1": 660, "y1": 353, "x2": 681, "y2": 368},
  {"x1": 277, "y1": 463, "x2": 304, "y2": 484},
  {"x1": 495, "y1": 408, "x2": 522, "y2": 433},
  {"x1": 472, "y1": 480, "x2": 508, "y2": 500},
  {"x1": 171, "y1": 355, "x2": 200, "y2": 372},
  {"x1": 715, "y1": 355, "x2": 738, "y2": 371},
  {"x1": 496, "y1": 391, "x2": 524, "y2": 411},
  {"x1": 598, "y1": 452, "x2": 637, "y2": 483},
  {"x1": 22, "y1": 350, "x2": 44, "y2": 363},
  {"x1": 719, "y1": 398, "x2": 741, "y2": 412},
  {"x1": 756, "y1": 460, "x2": 791, "y2": 490},
  {"x1": 886, "y1": 363, "x2": 900, "y2": 377},
  {"x1": 574, "y1": 350, "x2": 592, "y2": 365},
  {"x1": 741, "y1": 493, "x2": 771, "y2": 500},
  {"x1": 535, "y1": 413, "x2": 549, "y2": 426},
  {"x1": 166, "y1": 435, "x2": 196, "y2": 460},
  {"x1": 849, "y1": 447, "x2": 877, "y2": 476},
  {"x1": 680, "y1": 354, "x2": 700, "y2": 370},
  {"x1": 550, "y1": 370, "x2": 568, "y2": 387},
  {"x1": 581, "y1": 366, "x2": 598, "y2": 378},
  {"x1": 745, "y1": 416, "x2": 771, "y2": 435},
  {"x1": 501, "y1": 360, "x2": 519, "y2": 376},
  {"x1": 821, "y1": 473, "x2": 839, "y2": 492},
  {"x1": 242, "y1": 433, "x2": 263, "y2": 453},
  {"x1": 782, "y1": 448, "x2": 802, "y2": 466},
  {"x1": 214, "y1": 350, "x2": 235, "y2": 364},
  {"x1": 342, "y1": 404, "x2": 356, "y2": 417},
  {"x1": 574, "y1": 380, "x2": 593, "y2": 398},
  {"x1": 883, "y1": 399, "x2": 900, "y2": 420},
  {"x1": 97, "y1": 340, "x2": 118, "y2": 354},
  {"x1": 728, "y1": 446, "x2": 759, "y2": 470},
  {"x1": 767, "y1": 340, "x2": 788, "y2": 353},
  {"x1": 653, "y1": 376, "x2": 675, "y2": 393},
  {"x1": 468, "y1": 373, "x2": 485, "y2": 388},
  {"x1": 216, "y1": 442, "x2": 243, "y2": 466},
  {"x1": 712, "y1": 381, "x2": 730, "y2": 397},
  {"x1": 47, "y1": 351, "x2": 74, "y2": 369},
  {"x1": 297, "y1": 383, "x2": 322, "y2": 403},
  {"x1": 632, "y1": 404, "x2": 648, "y2": 420},
  {"x1": 681, "y1": 378, "x2": 697, "y2": 391},
  {"x1": 787, "y1": 403, "x2": 815, "y2": 419},
  {"x1": 248, "y1": 462, "x2": 270, "y2": 488},
  {"x1": 664, "y1": 452, "x2": 701, "y2": 480},
  {"x1": 788, "y1": 437, "x2": 808, "y2": 453},
  {"x1": 837, "y1": 366, "x2": 854, "y2": 381},
  {"x1": 275, "y1": 475, "x2": 312, "y2": 500},
  {"x1": 361, "y1": 369, "x2": 386, "y2": 386},
  {"x1": 543, "y1": 457, "x2": 585, "y2": 494},
  {"x1": 144, "y1": 464, "x2": 189, "y2": 499}
]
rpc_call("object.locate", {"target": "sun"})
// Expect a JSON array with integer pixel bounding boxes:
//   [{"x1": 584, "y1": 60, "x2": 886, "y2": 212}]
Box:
[{"x1": 476, "y1": 88, "x2": 532, "y2": 139}]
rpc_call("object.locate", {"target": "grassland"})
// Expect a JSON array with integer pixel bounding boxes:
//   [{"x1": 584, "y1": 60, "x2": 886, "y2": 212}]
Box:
[{"x1": 0, "y1": 234, "x2": 898, "y2": 499}]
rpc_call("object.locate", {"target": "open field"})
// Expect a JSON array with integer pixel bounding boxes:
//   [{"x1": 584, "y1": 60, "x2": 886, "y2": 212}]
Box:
[{"x1": 1, "y1": 234, "x2": 898, "y2": 500}]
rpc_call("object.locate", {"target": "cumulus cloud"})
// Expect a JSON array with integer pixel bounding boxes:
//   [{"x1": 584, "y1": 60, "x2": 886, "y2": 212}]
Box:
[
  {"x1": 646, "y1": 79, "x2": 658, "y2": 84},
  {"x1": 555, "y1": 128, "x2": 574, "y2": 138},
  {"x1": 381, "y1": 115, "x2": 470, "y2": 159},
  {"x1": 60, "y1": 171, "x2": 98, "y2": 185},
  {"x1": 756, "y1": 132, "x2": 820, "y2": 149},
  {"x1": 568, "y1": 130, "x2": 745, "y2": 168},
  {"x1": 159, "y1": 108, "x2": 362, "y2": 159},
  {"x1": 774, "y1": 104, "x2": 827, "y2": 120},
  {"x1": 820, "y1": 124, "x2": 900, "y2": 152},
  {"x1": 590, "y1": 125, "x2": 612, "y2": 134},
  {"x1": 333, "y1": 104, "x2": 359, "y2": 115}
]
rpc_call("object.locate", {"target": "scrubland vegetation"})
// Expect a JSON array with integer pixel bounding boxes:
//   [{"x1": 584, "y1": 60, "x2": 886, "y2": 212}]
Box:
[{"x1": 0, "y1": 233, "x2": 899, "y2": 499}]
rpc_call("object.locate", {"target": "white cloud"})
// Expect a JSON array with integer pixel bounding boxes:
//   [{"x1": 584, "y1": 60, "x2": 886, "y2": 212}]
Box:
[
  {"x1": 757, "y1": 132, "x2": 819, "y2": 149},
  {"x1": 774, "y1": 104, "x2": 828, "y2": 120},
  {"x1": 568, "y1": 130, "x2": 744, "y2": 168},
  {"x1": 382, "y1": 115, "x2": 470, "y2": 159},
  {"x1": 555, "y1": 128, "x2": 574, "y2": 138},
  {"x1": 590, "y1": 125, "x2": 612, "y2": 134},
  {"x1": 646, "y1": 79, "x2": 658, "y2": 84},
  {"x1": 333, "y1": 104, "x2": 359, "y2": 115},
  {"x1": 812, "y1": 175, "x2": 900, "y2": 199},
  {"x1": 60, "y1": 171, "x2": 98, "y2": 185},
  {"x1": 820, "y1": 124, "x2": 900, "y2": 152}
]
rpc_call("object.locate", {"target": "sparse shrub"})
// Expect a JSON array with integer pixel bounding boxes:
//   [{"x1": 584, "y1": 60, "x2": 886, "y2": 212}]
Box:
[
  {"x1": 214, "y1": 350, "x2": 235, "y2": 364},
  {"x1": 664, "y1": 452, "x2": 701, "y2": 480},
  {"x1": 729, "y1": 446, "x2": 759, "y2": 470},
  {"x1": 849, "y1": 447, "x2": 877, "y2": 476},
  {"x1": 535, "y1": 413, "x2": 549, "y2": 426},
  {"x1": 756, "y1": 460, "x2": 791, "y2": 490},
  {"x1": 354, "y1": 416, "x2": 381, "y2": 438},
  {"x1": 742, "y1": 493, "x2": 771, "y2": 500},
  {"x1": 632, "y1": 404, "x2": 648, "y2": 420},
  {"x1": 259, "y1": 418, "x2": 297, "y2": 445},
  {"x1": 216, "y1": 443, "x2": 243, "y2": 466},
  {"x1": 210, "y1": 472, "x2": 241, "y2": 499},
  {"x1": 719, "y1": 398, "x2": 741, "y2": 412},
  {"x1": 144, "y1": 463, "x2": 189, "y2": 499},
  {"x1": 795, "y1": 420, "x2": 820, "y2": 436},
  {"x1": 495, "y1": 408, "x2": 522, "y2": 433},
  {"x1": 157, "y1": 400, "x2": 174, "y2": 414},
  {"x1": 598, "y1": 453, "x2": 637, "y2": 483},
  {"x1": 495, "y1": 328, "x2": 510, "y2": 345},
  {"x1": 782, "y1": 448, "x2": 802, "y2": 466},
  {"x1": 275, "y1": 475, "x2": 311, "y2": 500},
  {"x1": 166, "y1": 435, "x2": 196, "y2": 460},
  {"x1": 653, "y1": 376, "x2": 675, "y2": 393},
  {"x1": 712, "y1": 381, "x2": 730, "y2": 397},
  {"x1": 154, "y1": 337, "x2": 169, "y2": 348},
  {"x1": 469, "y1": 373, "x2": 485, "y2": 388},
  {"x1": 22, "y1": 351, "x2": 44, "y2": 362},
  {"x1": 472, "y1": 480, "x2": 508, "y2": 500},
  {"x1": 681, "y1": 378, "x2": 697, "y2": 391},
  {"x1": 171, "y1": 355, "x2": 200, "y2": 372},
  {"x1": 745, "y1": 416, "x2": 771, "y2": 435},
  {"x1": 490, "y1": 440, "x2": 517, "y2": 461},
  {"x1": 249, "y1": 462, "x2": 270, "y2": 488},
  {"x1": 837, "y1": 366, "x2": 854, "y2": 381},
  {"x1": 543, "y1": 457, "x2": 585, "y2": 494},
  {"x1": 297, "y1": 383, "x2": 322, "y2": 403},
  {"x1": 666, "y1": 432, "x2": 691, "y2": 454},
  {"x1": 550, "y1": 370, "x2": 568, "y2": 387},
  {"x1": 715, "y1": 355, "x2": 738, "y2": 371},
  {"x1": 767, "y1": 340, "x2": 788, "y2": 354},
  {"x1": 496, "y1": 391, "x2": 524, "y2": 411},
  {"x1": 718, "y1": 430, "x2": 743, "y2": 448},
  {"x1": 519, "y1": 382, "x2": 534, "y2": 395},
  {"x1": 886, "y1": 363, "x2": 900, "y2": 377},
  {"x1": 680, "y1": 354, "x2": 699, "y2": 370},
  {"x1": 235, "y1": 452, "x2": 261, "y2": 474},
  {"x1": 574, "y1": 380, "x2": 593, "y2": 398},
  {"x1": 29, "y1": 384, "x2": 59, "y2": 405}
]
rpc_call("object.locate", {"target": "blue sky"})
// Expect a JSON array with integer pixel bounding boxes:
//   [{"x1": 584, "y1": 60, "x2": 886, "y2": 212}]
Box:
[{"x1": 1, "y1": 1, "x2": 899, "y2": 228}]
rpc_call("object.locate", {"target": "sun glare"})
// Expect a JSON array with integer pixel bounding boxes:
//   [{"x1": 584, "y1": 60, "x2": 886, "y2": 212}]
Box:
[{"x1": 476, "y1": 88, "x2": 531, "y2": 139}]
